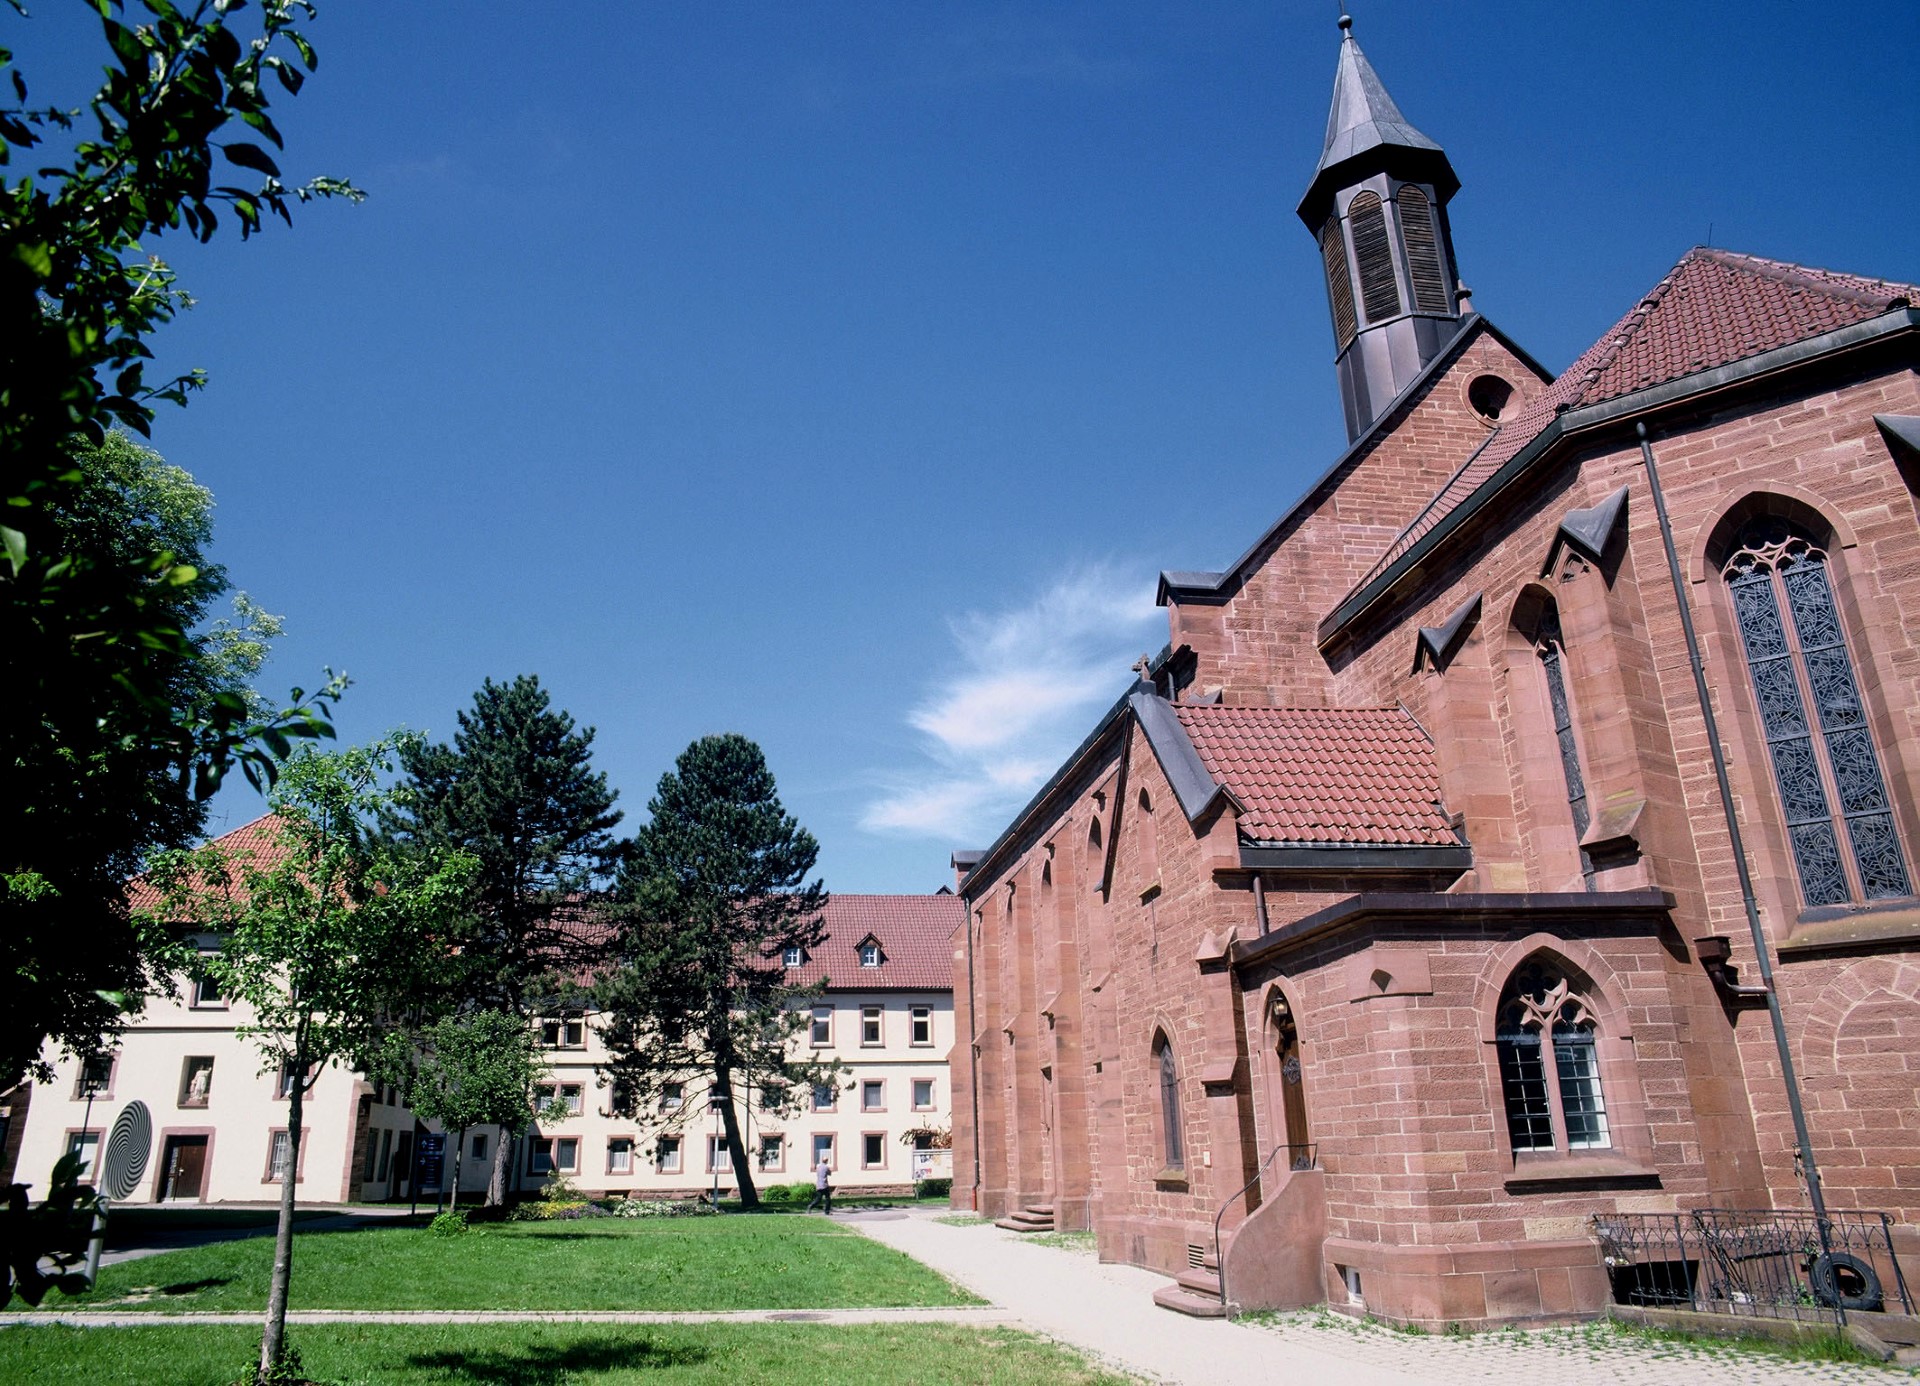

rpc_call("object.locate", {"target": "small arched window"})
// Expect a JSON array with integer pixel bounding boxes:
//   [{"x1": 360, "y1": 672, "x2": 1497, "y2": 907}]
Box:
[
  {"x1": 1397, "y1": 185, "x2": 1449, "y2": 314},
  {"x1": 1496, "y1": 959, "x2": 1610, "y2": 1154},
  {"x1": 1347, "y1": 191, "x2": 1402, "y2": 324},
  {"x1": 1723, "y1": 518, "x2": 1912, "y2": 905},
  {"x1": 1532, "y1": 603, "x2": 1595, "y2": 889},
  {"x1": 1153, "y1": 1033, "x2": 1184, "y2": 1170},
  {"x1": 1320, "y1": 213, "x2": 1358, "y2": 350}
]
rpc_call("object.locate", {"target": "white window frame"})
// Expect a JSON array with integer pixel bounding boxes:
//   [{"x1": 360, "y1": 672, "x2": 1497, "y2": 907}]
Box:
[
  {"x1": 912, "y1": 1078, "x2": 935, "y2": 1111},
  {"x1": 810, "y1": 1006, "x2": 832, "y2": 1046},
  {"x1": 657, "y1": 1135, "x2": 682, "y2": 1173},
  {"x1": 910, "y1": 1006, "x2": 933, "y2": 1046},
  {"x1": 860, "y1": 1005, "x2": 882, "y2": 1046}
]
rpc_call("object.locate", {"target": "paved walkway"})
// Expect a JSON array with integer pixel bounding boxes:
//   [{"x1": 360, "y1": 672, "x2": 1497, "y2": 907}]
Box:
[{"x1": 845, "y1": 1208, "x2": 1905, "y2": 1385}]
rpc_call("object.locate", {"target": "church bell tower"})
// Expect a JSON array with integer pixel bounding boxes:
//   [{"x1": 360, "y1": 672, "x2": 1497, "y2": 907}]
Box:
[{"x1": 1299, "y1": 12, "x2": 1466, "y2": 442}]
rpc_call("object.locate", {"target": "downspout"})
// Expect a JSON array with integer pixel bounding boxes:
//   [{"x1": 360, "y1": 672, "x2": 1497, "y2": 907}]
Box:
[
  {"x1": 963, "y1": 903, "x2": 984, "y2": 1212},
  {"x1": 1634, "y1": 420, "x2": 1840, "y2": 1310}
]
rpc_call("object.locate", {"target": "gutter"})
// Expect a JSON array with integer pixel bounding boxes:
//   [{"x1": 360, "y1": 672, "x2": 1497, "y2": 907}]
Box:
[
  {"x1": 1317, "y1": 306, "x2": 1920, "y2": 648},
  {"x1": 1237, "y1": 843, "x2": 1470, "y2": 873}
]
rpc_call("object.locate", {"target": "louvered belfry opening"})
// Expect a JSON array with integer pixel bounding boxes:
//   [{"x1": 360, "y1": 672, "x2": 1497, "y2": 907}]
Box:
[
  {"x1": 1347, "y1": 191, "x2": 1402, "y2": 324},
  {"x1": 1320, "y1": 213, "x2": 1358, "y2": 350},
  {"x1": 1397, "y1": 184, "x2": 1450, "y2": 314}
]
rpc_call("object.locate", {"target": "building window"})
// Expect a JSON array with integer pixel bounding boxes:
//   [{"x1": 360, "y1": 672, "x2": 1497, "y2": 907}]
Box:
[
  {"x1": 190, "y1": 969, "x2": 225, "y2": 1009},
  {"x1": 1495, "y1": 959, "x2": 1611, "y2": 1154},
  {"x1": 536, "y1": 1083, "x2": 584, "y2": 1117},
  {"x1": 378, "y1": 1128, "x2": 394, "y2": 1181},
  {"x1": 812, "y1": 1083, "x2": 837, "y2": 1113},
  {"x1": 812, "y1": 1133, "x2": 835, "y2": 1170},
  {"x1": 73, "y1": 1053, "x2": 114, "y2": 1100},
  {"x1": 860, "y1": 1005, "x2": 882, "y2": 1046},
  {"x1": 275, "y1": 1060, "x2": 315, "y2": 1100},
  {"x1": 810, "y1": 1006, "x2": 832, "y2": 1046},
  {"x1": 759, "y1": 1134, "x2": 784, "y2": 1170},
  {"x1": 1347, "y1": 190, "x2": 1402, "y2": 324},
  {"x1": 861, "y1": 1132, "x2": 885, "y2": 1169},
  {"x1": 910, "y1": 1006, "x2": 932, "y2": 1046},
  {"x1": 707, "y1": 1136, "x2": 732, "y2": 1173},
  {"x1": 540, "y1": 1015, "x2": 586, "y2": 1049},
  {"x1": 528, "y1": 1137, "x2": 578, "y2": 1175},
  {"x1": 661, "y1": 1081, "x2": 684, "y2": 1112},
  {"x1": 1532, "y1": 603, "x2": 1596, "y2": 889},
  {"x1": 783, "y1": 946, "x2": 804, "y2": 967},
  {"x1": 1154, "y1": 1033, "x2": 1184, "y2": 1171},
  {"x1": 179, "y1": 1056, "x2": 215, "y2": 1109},
  {"x1": 65, "y1": 1130, "x2": 102, "y2": 1181},
  {"x1": 859, "y1": 941, "x2": 882, "y2": 967},
  {"x1": 657, "y1": 1135, "x2": 682, "y2": 1173},
  {"x1": 608, "y1": 1137, "x2": 634, "y2": 1174},
  {"x1": 268, "y1": 1129, "x2": 296, "y2": 1183},
  {"x1": 471, "y1": 1134, "x2": 487, "y2": 1161},
  {"x1": 861, "y1": 1080, "x2": 884, "y2": 1112},
  {"x1": 912, "y1": 1078, "x2": 935, "y2": 1111},
  {"x1": 1723, "y1": 518, "x2": 1912, "y2": 906}
]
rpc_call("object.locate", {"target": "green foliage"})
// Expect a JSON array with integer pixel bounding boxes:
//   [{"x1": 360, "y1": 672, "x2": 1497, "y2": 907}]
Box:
[
  {"x1": 231, "y1": 1342, "x2": 304, "y2": 1386},
  {"x1": 427, "y1": 1210, "x2": 470, "y2": 1238},
  {"x1": 599, "y1": 735, "x2": 832, "y2": 1210},
  {"x1": 1, "y1": 0, "x2": 355, "y2": 1092},
  {"x1": 396, "y1": 1009, "x2": 551, "y2": 1143},
  {"x1": 381, "y1": 674, "x2": 622, "y2": 1016},
  {"x1": 916, "y1": 1177, "x2": 953, "y2": 1199},
  {"x1": 761, "y1": 1181, "x2": 814, "y2": 1205}
]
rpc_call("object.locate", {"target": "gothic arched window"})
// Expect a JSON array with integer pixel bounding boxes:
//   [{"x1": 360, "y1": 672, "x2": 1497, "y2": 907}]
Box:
[
  {"x1": 1496, "y1": 959, "x2": 1610, "y2": 1154},
  {"x1": 1153, "y1": 1033, "x2": 1184, "y2": 1171},
  {"x1": 1723, "y1": 518, "x2": 1912, "y2": 906},
  {"x1": 1533, "y1": 604, "x2": 1595, "y2": 889},
  {"x1": 1347, "y1": 191, "x2": 1402, "y2": 324}
]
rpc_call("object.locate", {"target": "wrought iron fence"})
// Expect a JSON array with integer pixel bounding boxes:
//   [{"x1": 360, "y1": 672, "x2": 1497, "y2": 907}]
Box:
[{"x1": 1592, "y1": 1208, "x2": 1913, "y2": 1323}]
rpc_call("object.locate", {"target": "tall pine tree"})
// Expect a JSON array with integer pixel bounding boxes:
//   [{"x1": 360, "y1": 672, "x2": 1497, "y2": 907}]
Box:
[
  {"x1": 381, "y1": 674, "x2": 622, "y2": 1199},
  {"x1": 599, "y1": 734, "x2": 830, "y2": 1209}
]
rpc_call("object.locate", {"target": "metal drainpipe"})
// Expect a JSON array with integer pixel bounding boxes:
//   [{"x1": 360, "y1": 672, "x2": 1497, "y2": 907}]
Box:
[
  {"x1": 963, "y1": 902, "x2": 984, "y2": 1212},
  {"x1": 1634, "y1": 420, "x2": 1841, "y2": 1312}
]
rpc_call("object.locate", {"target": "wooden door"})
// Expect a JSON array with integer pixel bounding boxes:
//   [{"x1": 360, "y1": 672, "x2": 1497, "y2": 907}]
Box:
[{"x1": 161, "y1": 1136, "x2": 207, "y2": 1201}]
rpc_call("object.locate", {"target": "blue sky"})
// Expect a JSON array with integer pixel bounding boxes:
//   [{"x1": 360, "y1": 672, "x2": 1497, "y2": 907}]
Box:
[{"x1": 25, "y1": 2, "x2": 1920, "y2": 891}]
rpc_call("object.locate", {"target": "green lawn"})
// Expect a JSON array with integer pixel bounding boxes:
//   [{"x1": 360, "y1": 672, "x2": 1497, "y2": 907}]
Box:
[
  {"x1": 0, "y1": 1322, "x2": 1139, "y2": 1384},
  {"x1": 67, "y1": 1218, "x2": 980, "y2": 1313}
]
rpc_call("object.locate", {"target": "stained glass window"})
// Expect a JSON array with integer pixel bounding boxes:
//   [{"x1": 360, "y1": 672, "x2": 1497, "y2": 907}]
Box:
[{"x1": 1724, "y1": 519, "x2": 1910, "y2": 905}]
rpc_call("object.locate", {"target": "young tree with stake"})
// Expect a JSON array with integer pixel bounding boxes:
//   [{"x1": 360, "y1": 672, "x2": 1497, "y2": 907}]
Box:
[{"x1": 142, "y1": 739, "x2": 474, "y2": 1384}]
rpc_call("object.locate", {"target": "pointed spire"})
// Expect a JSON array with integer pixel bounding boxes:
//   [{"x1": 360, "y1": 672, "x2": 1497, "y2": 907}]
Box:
[{"x1": 1297, "y1": 18, "x2": 1458, "y2": 225}]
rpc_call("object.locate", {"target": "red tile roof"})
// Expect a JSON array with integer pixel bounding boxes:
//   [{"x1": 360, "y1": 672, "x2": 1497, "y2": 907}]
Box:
[
  {"x1": 1173, "y1": 705, "x2": 1455, "y2": 846},
  {"x1": 1349, "y1": 248, "x2": 1919, "y2": 599},
  {"x1": 781, "y1": 894, "x2": 961, "y2": 992},
  {"x1": 125, "y1": 814, "x2": 293, "y2": 913}
]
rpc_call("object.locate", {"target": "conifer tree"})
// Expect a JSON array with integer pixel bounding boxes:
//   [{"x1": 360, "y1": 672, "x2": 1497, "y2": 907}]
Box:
[
  {"x1": 599, "y1": 734, "x2": 830, "y2": 1210},
  {"x1": 381, "y1": 675, "x2": 622, "y2": 1199}
]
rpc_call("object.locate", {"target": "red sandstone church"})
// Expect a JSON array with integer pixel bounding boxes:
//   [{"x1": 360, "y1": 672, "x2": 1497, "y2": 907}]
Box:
[{"x1": 949, "y1": 17, "x2": 1920, "y2": 1328}]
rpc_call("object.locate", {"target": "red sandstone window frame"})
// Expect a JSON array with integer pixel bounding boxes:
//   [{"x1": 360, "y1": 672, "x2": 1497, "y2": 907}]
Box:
[
  {"x1": 72, "y1": 1051, "x2": 117, "y2": 1101},
  {"x1": 860, "y1": 1131, "x2": 887, "y2": 1170},
  {"x1": 606, "y1": 1135, "x2": 636, "y2": 1175},
  {"x1": 861, "y1": 1079, "x2": 885, "y2": 1113},
  {"x1": 655, "y1": 1134, "x2": 682, "y2": 1173},
  {"x1": 262, "y1": 1125, "x2": 312, "y2": 1185},
  {"x1": 758, "y1": 1132, "x2": 786, "y2": 1173},
  {"x1": 63, "y1": 1127, "x2": 104, "y2": 1182}
]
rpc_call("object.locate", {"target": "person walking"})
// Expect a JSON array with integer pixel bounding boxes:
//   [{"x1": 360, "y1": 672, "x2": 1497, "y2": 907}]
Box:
[{"x1": 807, "y1": 1154, "x2": 833, "y2": 1214}]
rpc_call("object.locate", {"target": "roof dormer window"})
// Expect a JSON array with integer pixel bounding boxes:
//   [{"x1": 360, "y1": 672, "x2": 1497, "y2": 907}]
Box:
[
  {"x1": 859, "y1": 940, "x2": 882, "y2": 968},
  {"x1": 782, "y1": 946, "x2": 805, "y2": 967}
]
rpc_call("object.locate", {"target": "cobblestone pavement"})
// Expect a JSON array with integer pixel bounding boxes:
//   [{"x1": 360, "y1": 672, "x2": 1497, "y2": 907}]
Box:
[{"x1": 844, "y1": 1208, "x2": 1910, "y2": 1386}]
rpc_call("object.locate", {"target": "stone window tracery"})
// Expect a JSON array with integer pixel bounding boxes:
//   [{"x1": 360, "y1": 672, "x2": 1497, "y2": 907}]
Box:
[
  {"x1": 1495, "y1": 960, "x2": 1610, "y2": 1154},
  {"x1": 1722, "y1": 518, "x2": 1911, "y2": 906}
]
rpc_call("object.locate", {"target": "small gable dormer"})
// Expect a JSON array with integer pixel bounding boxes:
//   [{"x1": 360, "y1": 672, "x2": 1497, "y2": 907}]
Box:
[{"x1": 857, "y1": 936, "x2": 885, "y2": 968}]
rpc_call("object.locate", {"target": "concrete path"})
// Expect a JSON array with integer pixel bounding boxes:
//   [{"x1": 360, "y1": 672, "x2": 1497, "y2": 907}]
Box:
[
  {"x1": 844, "y1": 1208, "x2": 1899, "y2": 1385},
  {"x1": 98, "y1": 1203, "x2": 417, "y2": 1267}
]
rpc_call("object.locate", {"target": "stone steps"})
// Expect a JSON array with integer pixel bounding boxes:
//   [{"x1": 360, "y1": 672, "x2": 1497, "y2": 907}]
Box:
[
  {"x1": 994, "y1": 1202, "x2": 1056, "y2": 1233},
  {"x1": 1152, "y1": 1283, "x2": 1228, "y2": 1318}
]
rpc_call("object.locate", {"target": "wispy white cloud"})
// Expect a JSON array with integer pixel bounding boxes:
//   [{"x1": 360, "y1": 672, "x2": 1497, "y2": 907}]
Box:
[{"x1": 862, "y1": 564, "x2": 1161, "y2": 843}]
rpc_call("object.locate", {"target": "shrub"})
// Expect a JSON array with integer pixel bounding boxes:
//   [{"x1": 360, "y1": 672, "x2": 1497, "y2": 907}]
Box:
[
  {"x1": 762, "y1": 1182, "x2": 814, "y2": 1205},
  {"x1": 428, "y1": 1210, "x2": 470, "y2": 1237},
  {"x1": 916, "y1": 1177, "x2": 952, "y2": 1199},
  {"x1": 609, "y1": 1197, "x2": 718, "y2": 1218},
  {"x1": 507, "y1": 1199, "x2": 603, "y2": 1222}
]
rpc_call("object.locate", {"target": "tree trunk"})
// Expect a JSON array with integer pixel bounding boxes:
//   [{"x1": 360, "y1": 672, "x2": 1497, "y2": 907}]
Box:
[
  {"x1": 715, "y1": 1064, "x2": 758, "y2": 1209},
  {"x1": 259, "y1": 1070, "x2": 303, "y2": 1379},
  {"x1": 487, "y1": 1126, "x2": 510, "y2": 1206},
  {"x1": 449, "y1": 1126, "x2": 466, "y2": 1212}
]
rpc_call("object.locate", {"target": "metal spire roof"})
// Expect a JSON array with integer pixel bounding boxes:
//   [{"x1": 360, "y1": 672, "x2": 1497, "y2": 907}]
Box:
[{"x1": 1298, "y1": 13, "x2": 1458, "y2": 223}]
